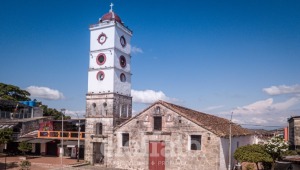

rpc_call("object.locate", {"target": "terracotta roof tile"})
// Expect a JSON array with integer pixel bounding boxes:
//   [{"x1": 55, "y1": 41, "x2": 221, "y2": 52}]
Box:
[
  {"x1": 116, "y1": 100, "x2": 251, "y2": 137},
  {"x1": 159, "y1": 100, "x2": 251, "y2": 137}
]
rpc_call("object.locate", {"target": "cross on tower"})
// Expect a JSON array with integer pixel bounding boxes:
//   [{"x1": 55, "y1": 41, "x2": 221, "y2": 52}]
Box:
[{"x1": 110, "y1": 3, "x2": 114, "y2": 12}]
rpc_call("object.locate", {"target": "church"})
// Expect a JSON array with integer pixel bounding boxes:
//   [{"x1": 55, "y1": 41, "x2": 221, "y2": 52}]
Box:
[{"x1": 84, "y1": 4, "x2": 255, "y2": 170}]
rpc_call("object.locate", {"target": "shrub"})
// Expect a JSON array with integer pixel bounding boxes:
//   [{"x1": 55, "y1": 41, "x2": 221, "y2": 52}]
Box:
[
  {"x1": 19, "y1": 160, "x2": 31, "y2": 170},
  {"x1": 282, "y1": 150, "x2": 298, "y2": 157},
  {"x1": 246, "y1": 164, "x2": 255, "y2": 170}
]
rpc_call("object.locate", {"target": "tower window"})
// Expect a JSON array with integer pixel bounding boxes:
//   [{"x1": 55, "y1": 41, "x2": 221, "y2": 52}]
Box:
[
  {"x1": 122, "y1": 133, "x2": 129, "y2": 147},
  {"x1": 97, "y1": 71, "x2": 105, "y2": 81},
  {"x1": 96, "y1": 53, "x2": 106, "y2": 65},
  {"x1": 154, "y1": 116, "x2": 162, "y2": 131},
  {"x1": 190, "y1": 135, "x2": 201, "y2": 150},
  {"x1": 96, "y1": 123, "x2": 103, "y2": 135},
  {"x1": 120, "y1": 73, "x2": 126, "y2": 82},
  {"x1": 120, "y1": 35, "x2": 126, "y2": 47},
  {"x1": 119, "y1": 55, "x2": 126, "y2": 68}
]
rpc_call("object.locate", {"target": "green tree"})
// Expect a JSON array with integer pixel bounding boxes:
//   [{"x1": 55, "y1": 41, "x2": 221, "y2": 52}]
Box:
[
  {"x1": 0, "y1": 82, "x2": 30, "y2": 101},
  {"x1": 0, "y1": 128, "x2": 13, "y2": 144},
  {"x1": 234, "y1": 144, "x2": 273, "y2": 170},
  {"x1": 40, "y1": 105, "x2": 71, "y2": 120},
  {"x1": 18, "y1": 141, "x2": 32, "y2": 155}
]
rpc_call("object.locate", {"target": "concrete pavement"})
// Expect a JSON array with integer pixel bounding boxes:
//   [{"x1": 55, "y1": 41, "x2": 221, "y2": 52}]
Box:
[{"x1": 0, "y1": 155, "x2": 124, "y2": 170}]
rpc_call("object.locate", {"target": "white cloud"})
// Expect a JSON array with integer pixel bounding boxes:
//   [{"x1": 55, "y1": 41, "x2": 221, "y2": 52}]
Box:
[
  {"x1": 26, "y1": 86, "x2": 64, "y2": 100},
  {"x1": 263, "y1": 84, "x2": 300, "y2": 95},
  {"x1": 131, "y1": 89, "x2": 178, "y2": 104},
  {"x1": 131, "y1": 46, "x2": 143, "y2": 54},
  {"x1": 205, "y1": 105, "x2": 224, "y2": 111},
  {"x1": 232, "y1": 98, "x2": 273, "y2": 115},
  {"x1": 65, "y1": 110, "x2": 85, "y2": 118},
  {"x1": 272, "y1": 97, "x2": 300, "y2": 110},
  {"x1": 230, "y1": 97, "x2": 300, "y2": 116}
]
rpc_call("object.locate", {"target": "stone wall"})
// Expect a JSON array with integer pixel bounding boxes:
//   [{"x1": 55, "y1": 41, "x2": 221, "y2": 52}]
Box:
[
  {"x1": 288, "y1": 118, "x2": 300, "y2": 148},
  {"x1": 21, "y1": 118, "x2": 45, "y2": 135},
  {"x1": 113, "y1": 103, "x2": 221, "y2": 170},
  {"x1": 85, "y1": 93, "x2": 132, "y2": 165}
]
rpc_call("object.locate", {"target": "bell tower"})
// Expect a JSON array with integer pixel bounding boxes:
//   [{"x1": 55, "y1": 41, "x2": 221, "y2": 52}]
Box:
[
  {"x1": 85, "y1": 3, "x2": 133, "y2": 165},
  {"x1": 86, "y1": 3, "x2": 132, "y2": 123}
]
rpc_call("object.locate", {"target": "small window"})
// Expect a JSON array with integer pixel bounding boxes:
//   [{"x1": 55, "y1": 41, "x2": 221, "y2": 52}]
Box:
[
  {"x1": 97, "y1": 71, "x2": 105, "y2": 81},
  {"x1": 167, "y1": 114, "x2": 172, "y2": 122},
  {"x1": 155, "y1": 106, "x2": 161, "y2": 114},
  {"x1": 190, "y1": 135, "x2": 201, "y2": 150},
  {"x1": 96, "y1": 123, "x2": 103, "y2": 135},
  {"x1": 120, "y1": 105, "x2": 127, "y2": 117},
  {"x1": 122, "y1": 133, "x2": 129, "y2": 147},
  {"x1": 96, "y1": 53, "x2": 106, "y2": 65},
  {"x1": 120, "y1": 73, "x2": 126, "y2": 82},
  {"x1": 154, "y1": 116, "x2": 162, "y2": 131},
  {"x1": 119, "y1": 104, "x2": 122, "y2": 117},
  {"x1": 120, "y1": 35, "x2": 126, "y2": 47},
  {"x1": 119, "y1": 55, "x2": 126, "y2": 68}
]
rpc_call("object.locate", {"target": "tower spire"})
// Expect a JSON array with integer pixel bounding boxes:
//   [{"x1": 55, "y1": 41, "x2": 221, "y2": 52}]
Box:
[{"x1": 109, "y1": 3, "x2": 114, "y2": 12}]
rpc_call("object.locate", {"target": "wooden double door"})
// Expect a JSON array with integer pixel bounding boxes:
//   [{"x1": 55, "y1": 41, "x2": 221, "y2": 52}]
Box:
[{"x1": 149, "y1": 141, "x2": 165, "y2": 170}]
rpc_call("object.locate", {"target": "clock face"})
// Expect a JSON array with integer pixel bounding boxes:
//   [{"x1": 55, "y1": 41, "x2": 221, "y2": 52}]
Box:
[
  {"x1": 97, "y1": 33, "x2": 107, "y2": 45},
  {"x1": 120, "y1": 35, "x2": 126, "y2": 47}
]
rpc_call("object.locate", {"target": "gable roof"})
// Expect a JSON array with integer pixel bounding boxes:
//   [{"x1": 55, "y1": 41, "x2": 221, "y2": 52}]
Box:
[
  {"x1": 159, "y1": 101, "x2": 251, "y2": 137},
  {"x1": 117, "y1": 100, "x2": 251, "y2": 137}
]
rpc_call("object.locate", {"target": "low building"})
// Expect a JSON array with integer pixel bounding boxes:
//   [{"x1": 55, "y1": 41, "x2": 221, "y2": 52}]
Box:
[
  {"x1": 288, "y1": 116, "x2": 300, "y2": 150},
  {"x1": 85, "y1": 100, "x2": 255, "y2": 170}
]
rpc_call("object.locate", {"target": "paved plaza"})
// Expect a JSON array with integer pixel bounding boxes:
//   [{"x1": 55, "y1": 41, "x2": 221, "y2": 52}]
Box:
[{"x1": 0, "y1": 155, "x2": 124, "y2": 170}]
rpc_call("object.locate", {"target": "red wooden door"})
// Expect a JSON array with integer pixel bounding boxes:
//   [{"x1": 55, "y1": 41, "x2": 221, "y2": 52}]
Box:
[{"x1": 149, "y1": 141, "x2": 165, "y2": 170}]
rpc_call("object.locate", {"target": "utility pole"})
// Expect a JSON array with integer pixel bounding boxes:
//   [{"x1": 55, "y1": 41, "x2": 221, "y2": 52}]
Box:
[
  {"x1": 75, "y1": 113, "x2": 80, "y2": 162},
  {"x1": 228, "y1": 112, "x2": 233, "y2": 170},
  {"x1": 61, "y1": 108, "x2": 66, "y2": 169}
]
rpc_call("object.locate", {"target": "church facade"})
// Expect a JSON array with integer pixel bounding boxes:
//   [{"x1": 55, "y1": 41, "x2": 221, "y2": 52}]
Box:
[{"x1": 84, "y1": 4, "x2": 255, "y2": 170}]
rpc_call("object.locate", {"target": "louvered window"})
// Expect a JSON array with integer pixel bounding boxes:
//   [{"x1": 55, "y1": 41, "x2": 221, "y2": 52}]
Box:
[{"x1": 154, "y1": 116, "x2": 162, "y2": 131}]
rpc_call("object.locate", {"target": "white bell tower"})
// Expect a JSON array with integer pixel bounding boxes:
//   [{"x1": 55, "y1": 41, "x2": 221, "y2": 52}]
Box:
[
  {"x1": 85, "y1": 3, "x2": 133, "y2": 165},
  {"x1": 86, "y1": 3, "x2": 133, "y2": 121},
  {"x1": 88, "y1": 3, "x2": 132, "y2": 96}
]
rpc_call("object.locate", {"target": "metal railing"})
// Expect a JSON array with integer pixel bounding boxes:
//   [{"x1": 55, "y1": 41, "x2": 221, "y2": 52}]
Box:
[{"x1": 37, "y1": 131, "x2": 85, "y2": 140}]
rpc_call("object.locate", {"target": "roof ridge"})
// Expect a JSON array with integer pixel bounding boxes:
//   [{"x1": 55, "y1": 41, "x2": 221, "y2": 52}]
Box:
[
  {"x1": 159, "y1": 100, "x2": 250, "y2": 137},
  {"x1": 160, "y1": 100, "x2": 229, "y2": 122}
]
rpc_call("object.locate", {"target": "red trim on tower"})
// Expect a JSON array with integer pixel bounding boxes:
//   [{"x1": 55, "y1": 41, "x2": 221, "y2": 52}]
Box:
[
  {"x1": 96, "y1": 53, "x2": 106, "y2": 65},
  {"x1": 97, "y1": 32, "x2": 107, "y2": 45},
  {"x1": 97, "y1": 71, "x2": 105, "y2": 81}
]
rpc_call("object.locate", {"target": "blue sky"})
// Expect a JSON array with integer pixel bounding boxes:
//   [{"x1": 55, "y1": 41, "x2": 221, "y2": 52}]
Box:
[{"x1": 1, "y1": 0, "x2": 299, "y2": 129}]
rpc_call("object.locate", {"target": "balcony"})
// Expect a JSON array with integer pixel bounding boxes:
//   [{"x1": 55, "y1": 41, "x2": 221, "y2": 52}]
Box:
[{"x1": 37, "y1": 131, "x2": 85, "y2": 140}]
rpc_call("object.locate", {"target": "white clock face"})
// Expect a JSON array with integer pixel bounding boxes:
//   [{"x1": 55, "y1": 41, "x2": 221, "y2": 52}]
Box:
[{"x1": 98, "y1": 33, "x2": 107, "y2": 45}]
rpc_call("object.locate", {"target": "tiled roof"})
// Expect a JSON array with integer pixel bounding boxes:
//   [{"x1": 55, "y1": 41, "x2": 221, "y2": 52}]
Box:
[
  {"x1": 100, "y1": 11, "x2": 122, "y2": 24},
  {"x1": 116, "y1": 100, "x2": 251, "y2": 137},
  {"x1": 159, "y1": 101, "x2": 251, "y2": 137}
]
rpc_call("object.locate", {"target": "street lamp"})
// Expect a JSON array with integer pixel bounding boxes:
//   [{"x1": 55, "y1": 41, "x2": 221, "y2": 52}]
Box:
[
  {"x1": 61, "y1": 108, "x2": 66, "y2": 168},
  {"x1": 75, "y1": 113, "x2": 80, "y2": 162}
]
